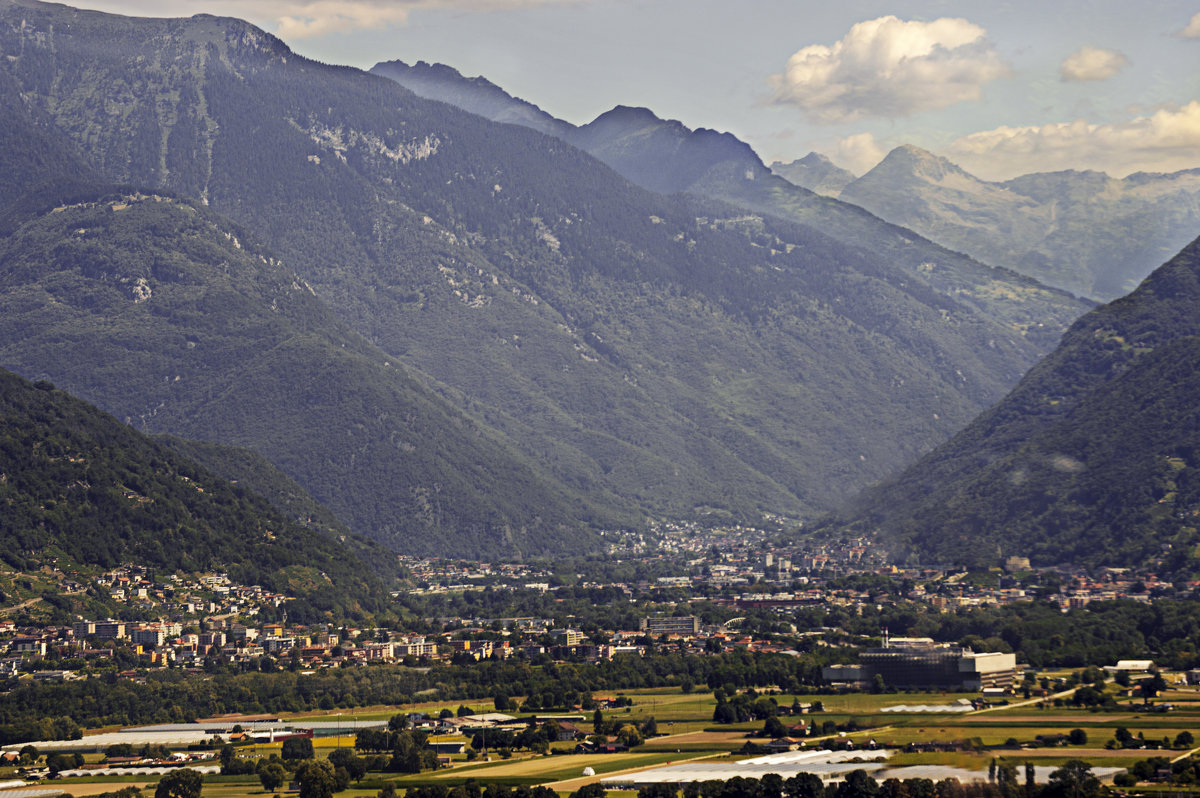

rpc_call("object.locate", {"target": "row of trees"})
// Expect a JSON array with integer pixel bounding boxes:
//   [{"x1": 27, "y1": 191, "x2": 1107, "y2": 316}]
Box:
[{"x1": 0, "y1": 650, "x2": 827, "y2": 739}]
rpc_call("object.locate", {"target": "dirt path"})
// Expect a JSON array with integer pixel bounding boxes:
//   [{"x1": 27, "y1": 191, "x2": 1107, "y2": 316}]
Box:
[{"x1": 0, "y1": 598, "x2": 43, "y2": 616}]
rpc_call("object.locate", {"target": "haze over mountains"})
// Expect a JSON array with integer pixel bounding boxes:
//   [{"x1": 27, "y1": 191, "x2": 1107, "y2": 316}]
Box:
[
  {"x1": 5, "y1": 2, "x2": 1200, "y2": 574},
  {"x1": 376, "y1": 60, "x2": 1200, "y2": 307},
  {"x1": 775, "y1": 145, "x2": 1200, "y2": 302}
]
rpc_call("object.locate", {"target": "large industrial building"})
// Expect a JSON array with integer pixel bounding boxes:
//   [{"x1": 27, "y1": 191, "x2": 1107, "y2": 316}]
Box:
[
  {"x1": 639, "y1": 615, "x2": 700, "y2": 636},
  {"x1": 823, "y1": 637, "x2": 1016, "y2": 691}
]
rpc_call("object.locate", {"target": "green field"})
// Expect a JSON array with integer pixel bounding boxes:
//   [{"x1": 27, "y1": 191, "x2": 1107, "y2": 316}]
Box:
[{"x1": 34, "y1": 683, "x2": 1200, "y2": 798}]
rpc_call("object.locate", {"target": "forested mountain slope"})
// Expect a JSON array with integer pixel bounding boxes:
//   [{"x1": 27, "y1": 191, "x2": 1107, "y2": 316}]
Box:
[
  {"x1": 0, "y1": 188, "x2": 603, "y2": 557},
  {"x1": 0, "y1": 367, "x2": 387, "y2": 620},
  {"x1": 825, "y1": 236, "x2": 1200, "y2": 572}
]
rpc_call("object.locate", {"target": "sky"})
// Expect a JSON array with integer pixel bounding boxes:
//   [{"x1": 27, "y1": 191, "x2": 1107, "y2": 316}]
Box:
[{"x1": 64, "y1": 0, "x2": 1200, "y2": 180}]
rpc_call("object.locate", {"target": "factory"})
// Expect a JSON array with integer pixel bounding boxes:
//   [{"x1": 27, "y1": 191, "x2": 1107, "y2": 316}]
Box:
[{"x1": 822, "y1": 636, "x2": 1016, "y2": 691}]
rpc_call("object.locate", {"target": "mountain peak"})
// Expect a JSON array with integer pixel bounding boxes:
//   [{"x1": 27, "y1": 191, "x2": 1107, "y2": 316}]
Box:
[
  {"x1": 584, "y1": 105, "x2": 669, "y2": 131},
  {"x1": 769, "y1": 152, "x2": 857, "y2": 196},
  {"x1": 873, "y1": 144, "x2": 963, "y2": 180}
]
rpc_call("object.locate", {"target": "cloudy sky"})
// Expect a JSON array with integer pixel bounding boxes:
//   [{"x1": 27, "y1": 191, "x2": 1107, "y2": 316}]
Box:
[{"x1": 67, "y1": 0, "x2": 1200, "y2": 180}]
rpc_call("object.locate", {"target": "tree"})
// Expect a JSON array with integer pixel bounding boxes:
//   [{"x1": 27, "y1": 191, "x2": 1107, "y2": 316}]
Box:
[
  {"x1": 835, "y1": 769, "x2": 879, "y2": 798},
  {"x1": 329, "y1": 748, "x2": 367, "y2": 781},
  {"x1": 764, "y1": 716, "x2": 787, "y2": 739},
  {"x1": 1044, "y1": 761, "x2": 1101, "y2": 798},
  {"x1": 259, "y1": 762, "x2": 288, "y2": 792},
  {"x1": 1175, "y1": 730, "x2": 1195, "y2": 749},
  {"x1": 1067, "y1": 729, "x2": 1087, "y2": 746},
  {"x1": 46, "y1": 752, "x2": 77, "y2": 774},
  {"x1": 616, "y1": 725, "x2": 643, "y2": 748},
  {"x1": 283, "y1": 737, "x2": 315, "y2": 761},
  {"x1": 636, "y1": 785, "x2": 676, "y2": 798},
  {"x1": 1141, "y1": 671, "x2": 1167, "y2": 699},
  {"x1": 784, "y1": 772, "x2": 825, "y2": 798},
  {"x1": 295, "y1": 760, "x2": 338, "y2": 798},
  {"x1": 155, "y1": 768, "x2": 204, "y2": 798},
  {"x1": 571, "y1": 785, "x2": 606, "y2": 798}
]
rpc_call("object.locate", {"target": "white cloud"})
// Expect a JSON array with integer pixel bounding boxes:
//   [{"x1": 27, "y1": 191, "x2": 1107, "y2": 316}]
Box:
[
  {"x1": 275, "y1": 1, "x2": 411, "y2": 38},
  {"x1": 68, "y1": 0, "x2": 568, "y2": 38},
  {"x1": 833, "y1": 132, "x2": 886, "y2": 175},
  {"x1": 946, "y1": 101, "x2": 1200, "y2": 179},
  {"x1": 1179, "y1": 12, "x2": 1200, "y2": 38},
  {"x1": 1059, "y1": 46, "x2": 1129, "y2": 82},
  {"x1": 768, "y1": 15, "x2": 1010, "y2": 123}
]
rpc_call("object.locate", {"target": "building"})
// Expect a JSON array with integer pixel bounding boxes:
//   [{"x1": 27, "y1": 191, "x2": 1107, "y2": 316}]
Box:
[
  {"x1": 821, "y1": 663, "x2": 868, "y2": 688},
  {"x1": 394, "y1": 636, "x2": 437, "y2": 658},
  {"x1": 552, "y1": 629, "x2": 584, "y2": 646},
  {"x1": 849, "y1": 638, "x2": 1015, "y2": 691},
  {"x1": 95, "y1": 621, "x2": 127, "y2": 640},
  {"x1": 130, "y1": 626, "x2": 166, "y2": 647},
  {"x1": 639, "y1": 616, "x2": 700, "y2": 636},
  {"x1": 1003, "y1": 556, "x2": 1031, "y2": 572}
]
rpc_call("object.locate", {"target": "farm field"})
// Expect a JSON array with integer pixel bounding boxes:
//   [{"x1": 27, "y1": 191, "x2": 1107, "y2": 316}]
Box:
[{"x1": 24, "y1": 681, "x2": 1200, "y2": 798}]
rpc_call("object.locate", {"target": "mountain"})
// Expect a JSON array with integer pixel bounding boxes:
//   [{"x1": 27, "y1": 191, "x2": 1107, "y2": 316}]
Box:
[
  {"x1": 0, "y1": 2, "x2": 1085, "y2": 555},
  {"x1": 568, "y1": 105, "x2": 764, "y2": 196},
  {"x1": 769, "y1": 153, "x2": 857, "y2": 197},
  {"x1": 834, "y1": 145, "x2": 1200, "y2": 301},
  {"x1": 826, "y1": 236, "x2": 1200, "y2": 572},
  {"x1": 370, "y1": 60, "x2": 572, "y2": 140},
  {"x1": 0, "y1": 366, "x2": 387, "y2": 620},
  {"x1": 370, "y1": 59, "x2": 1086, "y2": 351},
  {"x1": 0, "y1": 186, "x2": 603, "y2": 558}
]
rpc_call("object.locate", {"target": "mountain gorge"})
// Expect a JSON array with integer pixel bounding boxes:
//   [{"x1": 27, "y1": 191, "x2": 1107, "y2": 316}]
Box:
[{"x1": 0, "y1": 1, "x2": 1095, "y2": 558}]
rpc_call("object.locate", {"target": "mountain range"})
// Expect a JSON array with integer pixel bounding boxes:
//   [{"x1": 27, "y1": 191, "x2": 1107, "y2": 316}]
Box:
[
  {"x1": 0, "y1": 1, "x2": 1101, "y2": 558},
  {"x1": 774, "y1": 145, "x2": 1200, "y2": 302},
  {"x1": 369, "y1": 61, "x2": 1081, "y2": 347}
]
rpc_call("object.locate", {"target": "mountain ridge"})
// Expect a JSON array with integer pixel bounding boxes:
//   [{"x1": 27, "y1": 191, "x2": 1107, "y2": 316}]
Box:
[
  {"x1": 824, "y1": 234, "x2": 1200, "y2": 572},
  {"x1": 805, "y1": 144, "x2": 1200, "y2": 301}
]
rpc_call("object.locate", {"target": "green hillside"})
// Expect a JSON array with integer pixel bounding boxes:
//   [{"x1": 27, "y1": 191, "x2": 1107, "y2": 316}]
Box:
[
  {"x1": 0, "y1": 188, "x2": 606, "y2": 557},
  {"x1": 826, "y1": 236, "x2": 1200, "y2": 571},
  {"x1": 0, "y1": 367, "x2": 387, "y2": 621}
]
